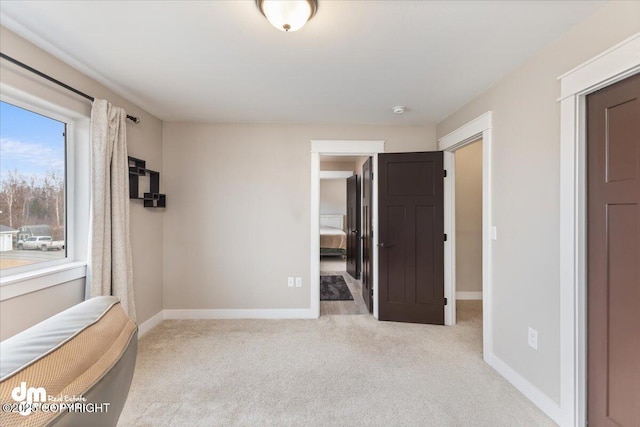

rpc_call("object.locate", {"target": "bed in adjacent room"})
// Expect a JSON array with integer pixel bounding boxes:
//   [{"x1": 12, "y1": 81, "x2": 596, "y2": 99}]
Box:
[{"x1": 320, "y1": 215, "x2": 346, "y2": 257}]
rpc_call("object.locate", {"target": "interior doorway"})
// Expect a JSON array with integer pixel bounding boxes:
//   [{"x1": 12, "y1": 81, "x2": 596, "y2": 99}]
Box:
[
  {"x1": 319, "y1": 155, "x2": 367, "y2": 316},
  {"x1": 310, "y1": 140, "x2": 385, "y2": 319},
  {"x1": 453, "y1": 139, "x2": 483, "y2": 326},
  {"x1": 439, "y1": 112, "x2": 493, "y2": 361}
]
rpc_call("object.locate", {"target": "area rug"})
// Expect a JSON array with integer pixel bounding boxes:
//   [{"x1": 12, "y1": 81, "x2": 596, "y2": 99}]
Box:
[{"x1": 320, "y1": 275, "x2": 353, "y2": 301}]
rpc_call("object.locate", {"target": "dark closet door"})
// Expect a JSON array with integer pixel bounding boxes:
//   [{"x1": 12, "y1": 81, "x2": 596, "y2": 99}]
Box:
[
  {"x1": 346, "y1": 174, "x2": 361, "y2": 279},
  {"x1": 378, "y1": 152, "x2": 445, "y2": 324},
  {"x1": 587, "y1": 72, "x2": 640, "y2": 426},
  {"x1": 361, "y1": 157, "x2": 373, "y2": 313}
]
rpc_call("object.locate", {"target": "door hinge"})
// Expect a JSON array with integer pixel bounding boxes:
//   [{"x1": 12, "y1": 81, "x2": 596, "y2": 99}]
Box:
[
  {"x1": 370, "y1": 172, "x2": 374, "y2": 180},
  {"x1": 444, "y1": 297, "x2": 448, "y2": 306},
  {"x1": 444, "y1": 169, "x2": 447, "y2": 177},
  {"x1": 444, "y1": 233, "x2": 447, "y2": 241}
]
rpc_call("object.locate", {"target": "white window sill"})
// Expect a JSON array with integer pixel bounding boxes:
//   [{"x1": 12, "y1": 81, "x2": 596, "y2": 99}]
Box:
[{"x1": 0, "y1": 262, "x2": 87, "y2": 301}]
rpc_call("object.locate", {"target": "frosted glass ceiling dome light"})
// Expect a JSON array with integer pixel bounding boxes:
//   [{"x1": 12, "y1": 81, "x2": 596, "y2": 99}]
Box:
[{"x1": 256, "y1": 0, "x2": 318, "y2": 32}]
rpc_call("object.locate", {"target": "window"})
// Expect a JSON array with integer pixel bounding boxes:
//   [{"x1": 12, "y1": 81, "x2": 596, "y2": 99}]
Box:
[{"x1": 0, "y1": 100, "x2": 67, "y2": 272}]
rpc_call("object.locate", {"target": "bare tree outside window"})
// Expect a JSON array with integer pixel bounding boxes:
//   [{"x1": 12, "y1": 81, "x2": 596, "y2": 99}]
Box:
[{"x1": 0, "y1": 101, "x2": 66, "y2": 271}]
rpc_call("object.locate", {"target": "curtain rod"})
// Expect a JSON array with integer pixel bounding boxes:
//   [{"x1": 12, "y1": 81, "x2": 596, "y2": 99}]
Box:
[{"x1": 0, "y1": 52, "x2": 141, "y2": 124}]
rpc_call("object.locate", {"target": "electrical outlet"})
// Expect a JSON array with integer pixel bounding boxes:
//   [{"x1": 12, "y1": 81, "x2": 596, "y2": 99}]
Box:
[
  {"x1": 528, "y1": 327, "x2": 538, "y2": 350},
  {"x1": 288, "y1": 277, "x2": 294, "y2": 287},
  {"x1": 295, "y1": 277, "x2": 302, "y2": 287}
]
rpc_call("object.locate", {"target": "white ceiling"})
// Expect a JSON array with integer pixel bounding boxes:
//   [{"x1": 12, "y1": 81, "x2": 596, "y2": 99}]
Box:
[{"x1": 0, "y1": 1, "x2": 604, "y2": 125}]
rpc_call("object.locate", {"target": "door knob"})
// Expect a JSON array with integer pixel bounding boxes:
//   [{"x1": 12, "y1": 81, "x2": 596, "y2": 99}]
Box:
[
  {"x1": 351, "y1": 230, "x2": 358, "y2": 233},
  {"x1": 378, "y1": 243, "x2": 393, "y2": 248}
]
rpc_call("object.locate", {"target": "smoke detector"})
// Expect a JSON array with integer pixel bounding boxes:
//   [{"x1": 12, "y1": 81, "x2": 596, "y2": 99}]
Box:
[{"x1": 392, "y1": 106, "x2": 406, "y2": 114}]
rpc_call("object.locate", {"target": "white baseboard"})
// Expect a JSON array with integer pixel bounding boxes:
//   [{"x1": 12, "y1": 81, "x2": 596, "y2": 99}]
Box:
[
  {"x1": 487, "y1": 353, "x2": 563, "y2": 425},
  {"x1": 137, "y1": 308, "x2": 317, "y2": 336},
  {"x1": 456, "y1": 291, "x2": 483, "y2": 300},
  {"x1": 163, "y1": 308, "x2": 317, "y2": 320},
  {"x1": 137, "y1": 310, "x2": 164, "y2": 337}
]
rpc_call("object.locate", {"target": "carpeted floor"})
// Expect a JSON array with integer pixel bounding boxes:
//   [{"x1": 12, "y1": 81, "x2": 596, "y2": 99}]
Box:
[{"x1": 119, "y1": 301, "x2": 555, "y2": 426}]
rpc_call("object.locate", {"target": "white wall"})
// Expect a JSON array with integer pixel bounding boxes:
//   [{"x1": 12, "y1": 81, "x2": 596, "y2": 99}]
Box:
[
  {"x1": 0, "y1": 26, "x2": 164, "y2": 337},
  {"x1": 455, "y1": 140, "x2": 482, "y2": 294},
  {"x1": 320, "y1": 180, "x2": 346, "y2": 217},
  {"x1": 162, "y1": 123, "x2": 435, "y2": 310},
  {"x1": 436, "y1": 1, "x2": 640, "y2": 405}
]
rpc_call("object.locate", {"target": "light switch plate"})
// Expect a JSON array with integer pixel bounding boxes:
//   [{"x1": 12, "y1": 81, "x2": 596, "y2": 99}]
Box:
[
  {"x1": 288, "y1": 277, "x2": 294, "y2": 287},
  {"x1": 295, "y1": 277, "x2": 302, "y2": 287},
  {"x1": 528, "y1": 327, "x2": 538, "y2": 350}
]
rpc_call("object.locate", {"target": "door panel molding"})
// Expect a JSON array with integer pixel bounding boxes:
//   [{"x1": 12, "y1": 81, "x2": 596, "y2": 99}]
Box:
[
  {"x1": 586, "y1": 72, "x2": 639, "y2": 427},
  {"x1": 559, "y1": 32, "x2": 640, "y2": 427},
  {"x1": 362, "y1": 157, "x2": 374, "y2": 313},
  {"x1": 379, "y1": 152, "x2": 445, "y2": 324},
  {"x1": 346, "y1": 174, "x2": 361, "y2": 279}
]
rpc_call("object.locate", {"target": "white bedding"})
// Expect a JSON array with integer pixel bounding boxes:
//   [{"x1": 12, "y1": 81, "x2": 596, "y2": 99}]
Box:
[
  {"x1": 320, "y1": 226, "x2": 345, "y2": 236},
  {"x1": 320, "y1": 226, "x2": 346, "y2": 250}
]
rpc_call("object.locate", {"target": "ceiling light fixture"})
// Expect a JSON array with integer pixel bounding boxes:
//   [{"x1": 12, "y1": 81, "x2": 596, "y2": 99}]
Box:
[
  {"x1": 393, "y1": 106, "x2": 406, "y2": 114},
  {"x1": 256, "y1": 0, "x2": 318, "y2": 32}
]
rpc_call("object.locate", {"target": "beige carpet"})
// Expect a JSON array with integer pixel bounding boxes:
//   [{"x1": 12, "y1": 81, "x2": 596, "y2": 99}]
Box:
[{"x1": 119, "y1": 302, "x2": 555, "y2": 426}]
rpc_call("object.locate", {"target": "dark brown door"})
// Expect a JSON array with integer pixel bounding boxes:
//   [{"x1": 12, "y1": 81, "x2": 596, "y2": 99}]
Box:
[
  {"x1": 346, "y1": 174, "x2": 361, "y2": 279},
  {"x1": 361, "y1": 157, "x2": 373, "y2": 312},
  {"x1": 587, "y1": 72, "x2": 640, "y2": 426},
  {"x1": 378, "y1": 152, "x2": 445, "y2": 324}
]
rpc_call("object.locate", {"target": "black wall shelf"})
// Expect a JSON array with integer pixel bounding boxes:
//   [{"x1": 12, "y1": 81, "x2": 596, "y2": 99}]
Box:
[{"x1": 129, "y1": 156, "x2": 166, "y2": 208}]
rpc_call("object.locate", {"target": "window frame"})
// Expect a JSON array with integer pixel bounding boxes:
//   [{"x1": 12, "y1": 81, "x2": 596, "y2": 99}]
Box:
[{"x1": 0, "y1": 88, "x2": 87, "y2": 295}]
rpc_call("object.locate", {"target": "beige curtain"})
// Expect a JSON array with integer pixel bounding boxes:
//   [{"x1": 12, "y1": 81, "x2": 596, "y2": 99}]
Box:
[{"x1": 89, "y1": 99, "x2": 136, "y2": 321}]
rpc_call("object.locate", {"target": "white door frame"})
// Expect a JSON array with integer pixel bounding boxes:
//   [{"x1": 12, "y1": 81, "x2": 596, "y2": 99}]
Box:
[
  {"x1": 310, "y1": 140, "x2": 385, "y2": 319},
  {"x1": 438, "y1": 112, "x2": 493, "y2": 362},
  {"x1": 558, "y1": 33, "x2": 640, "y2": 427}
]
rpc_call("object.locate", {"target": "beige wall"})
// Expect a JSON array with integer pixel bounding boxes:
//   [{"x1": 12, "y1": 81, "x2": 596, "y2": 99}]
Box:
[
  {"x1": 320, "y1": 180, "x2": 346, "y2": 216},
  {"x1": 455, "y1": 140, "x2": 482, "y2": 294},
  {"x1": 162, "y1": 123, "x2": 435, "y2": 309},
  {"x1": 320, "y1": 161, "x2": 354, "y2": 172},
  {"x1": 354, "y1": 157, "x2": 370, "y2": 178},
  {"x1": 0, "y1": 26, "x2": 164, "y2": 333},
  {"x1": 437, "y1": 1, "x2": 640, "y2": 404},
  {"x1": 0, "y1": 279, "x2": 84, "y2": 340}
]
